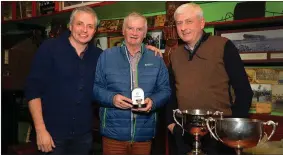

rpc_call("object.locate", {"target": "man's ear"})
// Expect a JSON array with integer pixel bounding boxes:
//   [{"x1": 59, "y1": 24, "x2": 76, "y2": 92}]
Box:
[
  {"x1": 200, "y1": 18, "x2": 205, "y2": 30},
  {"x1": 69, "y1": 24, "x2": 72, "y2": 31},
  {"x1": 122, "y1": 28, "x2": 125, "y2": 36}
]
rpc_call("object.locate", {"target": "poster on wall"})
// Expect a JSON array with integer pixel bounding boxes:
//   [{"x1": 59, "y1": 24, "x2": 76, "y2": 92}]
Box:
[{"x1": 94, "y1": 37, "x2": 108, "y2": 50}]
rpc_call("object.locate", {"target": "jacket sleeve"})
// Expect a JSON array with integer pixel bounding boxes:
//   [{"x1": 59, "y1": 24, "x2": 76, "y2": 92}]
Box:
[
  {"x1": 149, "y1": 58, "x2": 171, "y2": 111},
  {"x1": 93, "y1": 51, "x2": 117, "y2": 108},
  {"x1": 25, "y1": 40, "x2": 53, "y2": 102},
  {"x1": 224, "y1": 40, "x2": 254, "y2": 118}
]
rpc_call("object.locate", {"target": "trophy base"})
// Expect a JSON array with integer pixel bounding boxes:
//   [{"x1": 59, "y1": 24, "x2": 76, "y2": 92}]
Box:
[
  {"x1": 132, "y1": 104, "x2": 146, "y2": 108},
  {"x1": 188, "y1": 150, "x2": 206, "y2": 155}
]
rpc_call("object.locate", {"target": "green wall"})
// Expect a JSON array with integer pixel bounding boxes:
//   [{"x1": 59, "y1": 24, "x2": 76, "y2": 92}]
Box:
[{"x1": 97, "y1": 1, "x2": 283, "y2": 21}]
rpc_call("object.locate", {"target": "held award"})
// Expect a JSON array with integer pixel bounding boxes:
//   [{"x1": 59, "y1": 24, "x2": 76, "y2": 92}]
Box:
[{"x1": 131, "y1": 87, "x2": 145, "y2": 108}]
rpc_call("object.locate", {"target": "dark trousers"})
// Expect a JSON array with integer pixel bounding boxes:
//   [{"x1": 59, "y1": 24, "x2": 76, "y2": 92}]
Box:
[
  {"x1": 37, "y1": 132, "x2": 93, "y2": 155},
  {"x1": 168, "y1": 131, "x2": 236, "y2": 155}
]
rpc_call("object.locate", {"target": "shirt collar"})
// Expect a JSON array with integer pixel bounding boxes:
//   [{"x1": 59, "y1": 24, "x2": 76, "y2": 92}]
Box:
[
  {"x1": 184, "y1": 31, "x2": 205, "y2": 53},
  {"x1": 121, "y1": 41, "x2": 145, "y2": 55},
  {"x1": 184, "y1": 31, "x2": 210, "y2": 60}
]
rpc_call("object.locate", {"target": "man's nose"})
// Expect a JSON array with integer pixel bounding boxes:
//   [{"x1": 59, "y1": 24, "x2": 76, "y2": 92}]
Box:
[
  {"x1": 131, "y1": 29, "x2": 138, "y2": 35},
  {"x1": 180, "y1": 23, "x2": 186, "y2": 31},
  {"x1": 83, "y1": 25, "x2": 88, "y2": 32}
]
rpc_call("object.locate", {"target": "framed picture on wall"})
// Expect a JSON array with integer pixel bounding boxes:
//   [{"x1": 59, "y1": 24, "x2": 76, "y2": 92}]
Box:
[
  {"x1": 108, "y1": 36, "x2": 124, "y2": 48},
  {"x1": 215, "y1": 26, "x2": 283, "y2": 53},
  {"x1": 94, "y1": 36, "x2": 108, "y2": 50},
  {"x1": 61, "y1": 1, "x2": 102, "y2": 10},
  {"x1": 144, "y1": 31, "x2": 163, "y2": 49}
]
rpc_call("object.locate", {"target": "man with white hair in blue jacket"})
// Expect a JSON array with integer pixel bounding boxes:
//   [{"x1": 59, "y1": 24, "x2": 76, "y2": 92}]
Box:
[{"x1": 93, "y1": 12, "x2": 171, "y2": 155}]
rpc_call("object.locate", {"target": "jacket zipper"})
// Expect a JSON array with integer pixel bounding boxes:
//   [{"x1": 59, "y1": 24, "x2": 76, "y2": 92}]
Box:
[
  {"x1": 125, "y1": 46, "x2": 143, "y2": 143},
  {"x1": 103, "y1": 108, "x2": 107, "y2": 132}
]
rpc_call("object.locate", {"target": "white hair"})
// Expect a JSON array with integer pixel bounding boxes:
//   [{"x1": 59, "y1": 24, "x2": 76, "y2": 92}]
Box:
[
  {"x1": 174, "y1": 3, "x2": 204, "y2": 20},
  {"x1": 69, "y1": 6, "x2": 98, "y2": 27},
  {"x1": 123, "y1": 12, "x2": 148, "y2": 32}
]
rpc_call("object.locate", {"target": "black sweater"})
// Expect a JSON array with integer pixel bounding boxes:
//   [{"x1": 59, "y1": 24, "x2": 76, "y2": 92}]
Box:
[{"x1": 25, "y1": 31, "x2": 102, "y2": 139}]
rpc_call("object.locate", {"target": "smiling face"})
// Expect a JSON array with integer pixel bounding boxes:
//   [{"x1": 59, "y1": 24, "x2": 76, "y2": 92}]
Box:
[
  {"x1": 69, "y1": 11, "x2": 96, "y2": 45},
  {"x1": 123, "y1": 16, "x2": 146, "y2": 47},
  {"x1": 175, "y1": 8, "x2": 205, "y2": 47}
]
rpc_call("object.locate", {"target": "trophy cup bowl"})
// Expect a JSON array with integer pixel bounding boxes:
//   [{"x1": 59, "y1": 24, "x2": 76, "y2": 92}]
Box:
[
  {"x1": 173, "y1": 109, "x2": 223, "y2": 155},
  {"x1": 206, "y1": 118, "x2": 278, "y2": 155}
]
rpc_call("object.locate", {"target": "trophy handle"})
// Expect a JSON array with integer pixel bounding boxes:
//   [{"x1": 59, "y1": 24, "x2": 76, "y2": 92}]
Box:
[
  {"x1": 261, "y1": 120, "x2": 278, "y2": 143},
  {"x1": 173, "y1": 109, "x2": 184, "y2": 136},
  {"x1": 213, "y1": 111, "x2": 223, "y2": 119},
  {"x1": 206, "y1": 117, "x2": 219, "y2": 141}
]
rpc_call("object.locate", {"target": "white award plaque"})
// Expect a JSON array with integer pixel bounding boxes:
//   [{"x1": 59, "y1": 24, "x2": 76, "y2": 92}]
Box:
[{"x1": 132, "y1": 87, "x2": 145, "y2": 108}]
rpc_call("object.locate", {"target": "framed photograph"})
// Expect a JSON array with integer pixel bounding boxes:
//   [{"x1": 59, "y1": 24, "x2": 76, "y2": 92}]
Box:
[
  {"x1": 16, "y1": 1, "x2": 32, "y2": 19},
  {"x1": 251, "y1": 84, "x2": 272, "y2": 103},
  {"x1": 97, "y1": 19, "x2": 120, "y2": 33},
  {"x1": 272, "y1": 84, "x2": 283, "y2": 113},
  {"x1": 39, "y1": 2, "x2": 56, "y2": 15},
  {"x1": 2, "y1": 2, "x2": 13, "y2": 21},
  {"x1": 215, "y1": 26, "x2": 283, "y2": 53},
  {"x1": 61, "y1": 1, "x2": 102, "y2": 10},
  {"x1": 144, "y1": 31, "x2": 163, "y2": 49},
  {"x1": 245, "y1": 67, "x2": 279, "y2": 84},
  {"x1": 245, "y1": 68, "x2": 257, "y2": 83},
  {"x1": 94, "y1": 37, "x2": 108, "y2": 50},
  {"x1": 108, "y1": 36, "x2": 124, "y2": 48}
]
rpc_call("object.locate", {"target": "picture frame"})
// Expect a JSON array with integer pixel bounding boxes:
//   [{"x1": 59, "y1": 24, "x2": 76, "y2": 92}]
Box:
[
  {"x1": 108, "y1": 36, "x2": 124, "y2": 48},
  {"x1": 144, "y1": 31, "x2": 163, "y2": 50},
  {"x1": 97, "y1": 19, "x2": 121, "y2": 33},
  {"x1": 61, "y1": 1, "x2": 102, "y2": 10},
  {"x1": 215, "y1": 26, "x2": 283, "y2": 53},
  {"x1": 94, "y1": 36, "x2": 108, "y2": 50},
  {"x1": 2, "y1": 2, "x2": 13, "y2": 21}
]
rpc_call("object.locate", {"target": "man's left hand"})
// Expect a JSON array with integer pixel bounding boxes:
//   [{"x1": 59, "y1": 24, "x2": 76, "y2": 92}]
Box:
[
  {"x1": 145, "y1": 45, "x2": 163, "y2": 57},
  {"x1": 132, "y1": 98, "x2": 153, "y2": 113}
]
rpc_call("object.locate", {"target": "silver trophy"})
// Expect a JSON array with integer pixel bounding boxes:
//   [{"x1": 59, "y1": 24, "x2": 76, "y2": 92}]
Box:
[
  {"x1": 173, "y1": 109, "x2": 223, "y2": 155},
  {"x1": 206, "y1": 118, "x2": 278, "y2": 155}
]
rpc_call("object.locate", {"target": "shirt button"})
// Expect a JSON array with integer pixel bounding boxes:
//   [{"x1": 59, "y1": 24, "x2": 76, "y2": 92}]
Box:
[
  {"x1": 73, "y1": 117, "x2": 75, "y2": 120},
  {"x1": 79, "y1": 86, "x2": 83, "y2": 91},
  {"x1": 76, "y1": 101, "x2": 80, "y2": 105}
]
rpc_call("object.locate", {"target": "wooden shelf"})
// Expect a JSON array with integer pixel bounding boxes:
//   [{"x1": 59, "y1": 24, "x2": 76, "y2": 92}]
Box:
[
  {"x1": 208, "y1": 15, "x2": 283, "y2": 29},
  {"x1": 96, "y1": 26, "x2": 164, "y2": 35},
  {"x1": 2, "y1": 1, "x2": 166, "y2": 34},
  {"x1": 1, "y1": 1, "x2": 117, "y2": 24}
]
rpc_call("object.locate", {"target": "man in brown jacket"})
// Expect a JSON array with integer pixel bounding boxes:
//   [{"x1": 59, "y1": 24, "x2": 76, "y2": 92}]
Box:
[{"x1": 166, "y1": 3, "x2": 253, "y2": 155}]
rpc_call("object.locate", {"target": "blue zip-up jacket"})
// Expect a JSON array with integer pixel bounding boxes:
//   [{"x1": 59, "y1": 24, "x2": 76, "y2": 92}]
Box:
[
  {"x1": 25, "y1": 30, "x2": 102, "y2": 139},
  {"x1": 93, "y1": 45, "x2": 171, "y2": 142}
]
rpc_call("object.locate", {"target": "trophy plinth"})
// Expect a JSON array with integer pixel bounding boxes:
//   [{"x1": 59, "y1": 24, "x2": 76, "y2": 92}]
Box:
[
  {"x1": 173, "y1": 109, "x2": 223, "y2": 155},
  {"x1": 206, "y1": 118, "x2": 278, "y2": 155}
]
